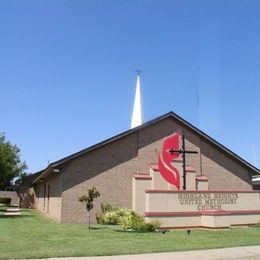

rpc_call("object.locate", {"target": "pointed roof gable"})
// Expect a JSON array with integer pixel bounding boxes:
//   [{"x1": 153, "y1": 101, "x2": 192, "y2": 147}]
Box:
[{"x1": 33, "y1": 111, "x2": 260, "y2": 183}]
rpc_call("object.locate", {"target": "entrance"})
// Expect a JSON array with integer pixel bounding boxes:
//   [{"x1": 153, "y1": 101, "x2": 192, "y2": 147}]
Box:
[{"x1": 47, "y1": 185, "x2": 50, "y2": 213}]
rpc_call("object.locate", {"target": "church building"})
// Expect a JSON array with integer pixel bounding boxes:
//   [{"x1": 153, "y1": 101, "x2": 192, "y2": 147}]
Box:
[{"x1": 20, "y1": 76, "x2": 260, "y2": 228}]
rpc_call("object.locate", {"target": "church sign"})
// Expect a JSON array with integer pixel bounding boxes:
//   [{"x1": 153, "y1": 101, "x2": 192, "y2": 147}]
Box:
[
  {"x1": 133, "y1": 132, "x2": 260, "y2": 229},
  {"x1": 178, "y1": 192, "x2": 238, "y2": 211}
]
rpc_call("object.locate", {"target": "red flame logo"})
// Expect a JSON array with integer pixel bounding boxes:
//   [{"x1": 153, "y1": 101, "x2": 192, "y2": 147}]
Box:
[{"x1": 158, "y1": 133, "x2": 181, "y2": 189}]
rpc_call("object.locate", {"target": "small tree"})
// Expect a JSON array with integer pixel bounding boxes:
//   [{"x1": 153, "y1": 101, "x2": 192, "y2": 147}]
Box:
[
  {"x1": 0, "y1": 133, "x2": 27, "y2": 190},
  {"x1": 79, "y1": 187, "x2": 100, "y2": 229}
]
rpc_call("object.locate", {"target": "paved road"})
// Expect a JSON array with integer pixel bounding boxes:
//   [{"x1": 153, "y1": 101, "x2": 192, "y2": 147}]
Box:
[{"x1": 49, "y1": 246, "x2": 260, "y2": 260}]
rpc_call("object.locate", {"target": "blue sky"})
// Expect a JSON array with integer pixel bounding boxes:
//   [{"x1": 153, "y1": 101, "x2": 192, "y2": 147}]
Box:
[{"x1": 0, "y1": 0, "x2": 260, "y2": 173}]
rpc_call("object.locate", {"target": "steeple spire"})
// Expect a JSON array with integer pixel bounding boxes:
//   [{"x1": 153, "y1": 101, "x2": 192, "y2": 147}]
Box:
[{"x1": 131, "y1": 70, "x2": 143, "y2": 129}]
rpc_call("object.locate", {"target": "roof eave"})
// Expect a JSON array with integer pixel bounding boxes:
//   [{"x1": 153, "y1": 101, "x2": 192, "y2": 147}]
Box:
[
  {"x1": 33, "y1": 111, "x2": 260, "y2": 177},
  {"x1": 33, "y1": 167, "x2": 52, "y2": 184}
]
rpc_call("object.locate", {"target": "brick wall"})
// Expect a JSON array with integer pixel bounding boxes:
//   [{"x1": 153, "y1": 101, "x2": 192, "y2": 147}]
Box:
[
  {"x1": 61, "y1": 133, "x2": 138, "y2": 223},
  {"x1": 36, "y1": 174, "x2": 62, "y2": 222},
  {"x1": 59, "y1": 117, "x2": 254, "y2": 223},
  {"x1": 0, "y1": 191, "x2": 19, "y2": 206},
  {"x1": 200, "y1": 140, "x2": 251, "y2": 189}
]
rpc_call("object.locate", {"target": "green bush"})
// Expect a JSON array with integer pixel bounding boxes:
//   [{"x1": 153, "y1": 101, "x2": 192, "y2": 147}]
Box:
[
  {"x1": 0, "y1": 198, "x2": 11, "y2": 205},
  {"x1": 97, "y1": 203, "x2": 115, "y2": 223},
  {"x1": 120, "y1": 210, "x2": 143, "y2": 230},
  {"x1": 101, "y1": 203, "x2": 113, "y2": 214},
  {"x1": 99, "y1": 207, "x2": 132, "y2": 225},
  {"x1": 120, "y1": 211, "x2": 160, "y2": 232},
  {"x1": 141, "y1": 220, "x2": 161, "y2": 232},
  {"x1": 115, "y1": 207, "x2": 132, "y2": 220},
  {"x1": 97, "y1": 203, "x2": 160, "y2": 232},
  {"x1": 101, "y1": 211, "x2": 119, "y2": 225}
]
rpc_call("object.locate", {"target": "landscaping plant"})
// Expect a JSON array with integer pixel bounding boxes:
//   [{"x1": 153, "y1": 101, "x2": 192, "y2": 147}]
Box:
[
  {"x1": 98, "y1": 203, "x2": 160, "y2": 232},
  {"x1": 79, "y1": 187, "x2": 100, "y2": 229}
]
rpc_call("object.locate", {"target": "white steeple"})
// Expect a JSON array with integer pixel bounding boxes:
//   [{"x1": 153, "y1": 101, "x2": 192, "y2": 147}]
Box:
[{"x1": 131, "y1": 71, "x2": 143, "y2": 129}]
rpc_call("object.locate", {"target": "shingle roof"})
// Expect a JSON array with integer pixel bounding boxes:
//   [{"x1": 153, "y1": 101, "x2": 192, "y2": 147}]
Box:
[{"x1": 33, "y1": 111, "x2": 260, "y2": 183}]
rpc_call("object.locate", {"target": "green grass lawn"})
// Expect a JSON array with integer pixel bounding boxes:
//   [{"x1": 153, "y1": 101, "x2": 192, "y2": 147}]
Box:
[{"x1": 0, "y1": 208, "x2": 260, "y2": 259}]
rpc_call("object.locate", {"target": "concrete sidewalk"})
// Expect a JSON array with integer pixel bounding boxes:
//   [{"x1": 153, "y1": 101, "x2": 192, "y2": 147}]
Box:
[{"x1": 49, "y1": 246, "x2": 260, "y2": 260}]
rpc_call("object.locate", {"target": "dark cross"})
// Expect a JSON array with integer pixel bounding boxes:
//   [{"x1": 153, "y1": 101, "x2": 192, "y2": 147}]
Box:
[
  {"x1": 169, "y1": 135, "x2": 198, "y2": 190},
  {"x1": 136, "y1": 69, "x2": 142, "y2": 75}
]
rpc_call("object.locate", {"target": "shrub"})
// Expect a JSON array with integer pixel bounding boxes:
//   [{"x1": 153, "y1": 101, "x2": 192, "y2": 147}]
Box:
[
  {"x1": 101, "y1": 211, "x2": 119, "y2": 225},
  {"x1": 120, "y1": 210, "x2": 144, "y2": 230},
  {"x1": 97, "y1": 203, "x2": 160, "y2": 232},
  {"x1": 120, "y1": 211, "x2": 160, "y2": 232},
  {"x1": 99, "y1": 207, "x2": 132, "y2": 225},
  {"x1": 141, "y1": 220, "x2": 161, "y2": 232},
  {"x1": 115, "y1": 207, "x2": 132, "y2": 220},
  {"x1": 97, "y1": 203, "x2": 115, "y2": 223},
  {"x1": 0, "y1": 197, "x2": 11, "y2": 205},
  {"x1": 101, "y1": 203, "x2": 113, "y2": 214}
]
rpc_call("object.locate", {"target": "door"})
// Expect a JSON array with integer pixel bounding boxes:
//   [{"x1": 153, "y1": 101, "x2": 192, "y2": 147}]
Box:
[{"x1": 47, "y1": 185, "x2": 50, "y2": 213}]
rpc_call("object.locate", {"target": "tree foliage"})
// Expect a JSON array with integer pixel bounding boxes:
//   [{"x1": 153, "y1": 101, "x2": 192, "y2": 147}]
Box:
[
  {"x1": 79, "y1": 187, "x2": 100, "y2": 229},
  {"x1": 0, "y1": 133, "x2": 27, "y2": 190}
]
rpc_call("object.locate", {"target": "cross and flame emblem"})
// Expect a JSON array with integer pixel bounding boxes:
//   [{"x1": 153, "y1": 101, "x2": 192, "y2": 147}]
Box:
[{"x1": 158, "y1": 133, "x2": 181, "y2": 190}]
